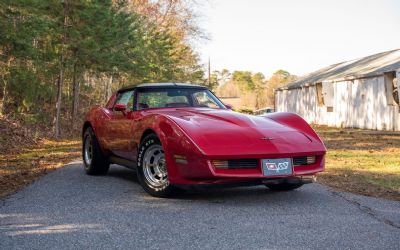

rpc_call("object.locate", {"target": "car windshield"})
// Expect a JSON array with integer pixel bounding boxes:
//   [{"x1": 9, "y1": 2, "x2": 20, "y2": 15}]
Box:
[{"x1": 136, "y1": 88, "x2": 225, "y2": 110}]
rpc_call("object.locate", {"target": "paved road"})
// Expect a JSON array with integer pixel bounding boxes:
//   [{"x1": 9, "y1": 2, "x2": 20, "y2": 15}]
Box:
[{"x1": 1, "y1": 162, "x2": 399, "y2": 250}]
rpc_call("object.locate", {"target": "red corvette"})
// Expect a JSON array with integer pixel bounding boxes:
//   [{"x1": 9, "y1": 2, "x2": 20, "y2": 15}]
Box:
[{"x1": 82, "y1": 83, "x2": 326, "y2": 197}]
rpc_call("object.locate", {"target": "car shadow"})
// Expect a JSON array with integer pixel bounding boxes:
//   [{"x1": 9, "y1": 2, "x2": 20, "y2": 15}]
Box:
[
  {"x1": 105, "y1": 164, "x2": 314, "y2": 203},
  {"x1": 107, "y1": 164, "x2": 139, "y2": 183}
]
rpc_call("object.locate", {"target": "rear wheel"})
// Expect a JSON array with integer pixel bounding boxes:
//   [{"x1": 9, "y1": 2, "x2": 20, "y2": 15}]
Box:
[
  {"x1": 266, "y1": 183, "x2": 303, "y2": 191},
  {"x1": 82, "y1": 127, "x2": 109, "y2": 175},
  {"x1": 137, "y1": 134, "x2": 175, "y2": 197}
]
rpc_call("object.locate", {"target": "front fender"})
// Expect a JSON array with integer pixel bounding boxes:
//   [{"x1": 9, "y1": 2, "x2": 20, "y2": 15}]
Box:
[
  {"x1": 135, "y1": 115, "x2": 205, "y2": 184},
  {"x1": 265, "y1": 112, "x2": 324, "y2": 144}
]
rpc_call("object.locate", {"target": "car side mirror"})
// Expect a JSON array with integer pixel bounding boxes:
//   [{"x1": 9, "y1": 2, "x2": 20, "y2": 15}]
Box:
[
  {"x1": 224, "y1": 104, "x2": 233, "y2": 110},
  {"x1": 114, "y1": 103, "x2": 127, "y2": 112}
]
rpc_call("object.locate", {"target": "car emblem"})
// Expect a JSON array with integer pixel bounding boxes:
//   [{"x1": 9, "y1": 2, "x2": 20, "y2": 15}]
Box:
[
  {"x1": 266, "y1": 163, "x2": 277, "y2": 170},
  {"x1": 266, "y1": 162, "x2": 289, "y2": 171},
  {"x1": 260, "y1": 137, "x2": 274, "y2": 140}
]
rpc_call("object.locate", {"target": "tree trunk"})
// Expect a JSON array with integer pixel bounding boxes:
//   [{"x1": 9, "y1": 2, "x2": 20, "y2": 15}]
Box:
[
  {"x1": 0, "y1": 58, "x2": 12, "y2": 116},
  {"x1": 71, "y1": 63, "x2": 80, "y2": 130},
  {"x1": 0, "y1": 79, "x2": 7, "y2": 116},
  {"x1": 255, "y1": 93, "x2": 259, "y2": 110},
  {"x1": 54, "y1": 0, "x2": 69, "y2": 139},
  {"x1": 55, "y1": 54, "x2": 64, "y2": 139},
  {"x1": 105, "y1": 75, "x2": 113, "y2": 104}
]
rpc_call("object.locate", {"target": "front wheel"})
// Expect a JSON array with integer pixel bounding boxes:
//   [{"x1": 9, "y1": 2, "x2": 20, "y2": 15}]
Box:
[
  {"x1": 265, "y1": 183, "x2": 303, "y2": 191},
  {"x1": 137, "y1": 134, "x2": 175, "y2": 197}
]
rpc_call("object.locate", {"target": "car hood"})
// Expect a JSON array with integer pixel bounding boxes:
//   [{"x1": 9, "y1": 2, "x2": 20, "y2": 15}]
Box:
[{"x1": 158, "y1": 108, "x2": 325, "y2": 156}]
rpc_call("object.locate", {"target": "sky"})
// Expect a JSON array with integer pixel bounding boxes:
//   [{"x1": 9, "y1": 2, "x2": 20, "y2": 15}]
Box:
[{"x1": 197, "y1": 0, "x2": 400, "y2": 78}]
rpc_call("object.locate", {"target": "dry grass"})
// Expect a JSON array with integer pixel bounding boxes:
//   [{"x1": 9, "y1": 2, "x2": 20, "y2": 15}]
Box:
[
  {"x1": 0, "y1": 139, "x2": 81, "y2": 198},
  {"x1": 314, "y1": 125, "x2": 400, "y2": 201}
]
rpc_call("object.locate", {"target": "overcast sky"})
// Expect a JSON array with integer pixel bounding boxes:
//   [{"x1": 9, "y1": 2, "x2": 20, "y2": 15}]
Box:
[{"x1": 198, "y1": 0, "x2": 400, "y2": 77}]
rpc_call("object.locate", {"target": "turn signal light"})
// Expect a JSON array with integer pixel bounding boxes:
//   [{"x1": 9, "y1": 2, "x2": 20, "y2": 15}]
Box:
[
  {"x1": 306, "y1": 156, "x2": 316, "y2": 164},
  {"x1": 174, "y1": 155, "x2": 187, "y2": 164},
  {"x1": 212, "y1": 160, "x2": 229, "y2": 169},
  {"x1": 293, "y1": 156, "x2": 317, "y2": 166},
  {"x1": 212, "y1": 159, "x2": 258, "y2": 169}
]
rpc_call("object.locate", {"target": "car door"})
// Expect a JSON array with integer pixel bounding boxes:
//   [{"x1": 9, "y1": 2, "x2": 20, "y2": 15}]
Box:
[{"x1": 105, "y1": 90, "x2": 135, "y2": 159}]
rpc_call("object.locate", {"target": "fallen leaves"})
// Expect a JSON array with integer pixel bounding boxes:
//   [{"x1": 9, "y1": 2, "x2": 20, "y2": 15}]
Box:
[{"x1": 0, "y1": 117, "x2": 81, "y2": 198}]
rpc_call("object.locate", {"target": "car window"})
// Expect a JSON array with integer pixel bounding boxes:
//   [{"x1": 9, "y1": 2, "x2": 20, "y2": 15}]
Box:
[
  {"x1": 114, "y1": 90, "x2": 134, "y2": 110},
  {"x1": 136, "y1": 88, "x2": 224, "y2": 110},
  {"x1": 192, "y1": 91, "x2": 220, "y2": 109},
  {"x1": 137, "y1": 90, "x2": 190, "y2": 109}
]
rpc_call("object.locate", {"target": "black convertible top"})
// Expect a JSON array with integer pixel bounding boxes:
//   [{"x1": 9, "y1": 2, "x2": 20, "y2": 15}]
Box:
[{"x1": 118, "y1": 83, "x2": 207, "y2": 93}]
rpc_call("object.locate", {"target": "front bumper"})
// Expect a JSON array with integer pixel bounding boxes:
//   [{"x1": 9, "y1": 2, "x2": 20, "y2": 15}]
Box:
[{"x1": 168, "y1": 153, "x2": 325, "y2": 185}]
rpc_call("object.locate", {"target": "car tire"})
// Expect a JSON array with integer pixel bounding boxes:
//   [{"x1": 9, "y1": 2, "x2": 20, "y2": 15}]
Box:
[
  {"x1": 137, "y1": 134, "x2": 175, "y2": 198},
  {"x1": 265, "y1": 183, "x2": 303, "y2": 191},
  {"x1": 82, "y1": 127, "x2": 110, "y2": 175}
]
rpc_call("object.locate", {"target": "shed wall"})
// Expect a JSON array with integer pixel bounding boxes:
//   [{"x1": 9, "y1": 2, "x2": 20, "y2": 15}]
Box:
[{"x1": 275, "y1": 76, "x2": 400, "y2": 131}]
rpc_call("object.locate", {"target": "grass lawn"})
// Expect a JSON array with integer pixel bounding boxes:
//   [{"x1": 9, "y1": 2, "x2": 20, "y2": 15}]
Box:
[{"x1": 314, "y1": 125, "x2": 400, "y2": 201}]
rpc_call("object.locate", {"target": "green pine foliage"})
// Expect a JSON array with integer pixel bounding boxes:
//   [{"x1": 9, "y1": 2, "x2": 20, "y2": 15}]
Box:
[{"x1": 0, "y1": 0, "x2": 205, "y2": 136}]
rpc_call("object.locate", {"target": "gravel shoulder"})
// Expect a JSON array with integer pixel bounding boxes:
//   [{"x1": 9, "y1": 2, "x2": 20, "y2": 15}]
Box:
[{"x1": 1, "y1": 162, "x2": 399, "y2": 250}]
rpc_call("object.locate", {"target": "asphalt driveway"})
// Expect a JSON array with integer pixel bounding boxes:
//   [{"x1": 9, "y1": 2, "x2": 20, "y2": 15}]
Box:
[{"x1": 1, "y1": 162, "x2": 399, "y2": 250}]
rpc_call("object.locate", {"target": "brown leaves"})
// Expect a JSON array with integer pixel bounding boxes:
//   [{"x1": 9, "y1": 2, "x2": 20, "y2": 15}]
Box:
[
  {"x1": 0, "y1": 116, "x2": 41, "y2": 154},
  {"x1": 0, "y1": 116, "x2": 81, "y2": 198}
]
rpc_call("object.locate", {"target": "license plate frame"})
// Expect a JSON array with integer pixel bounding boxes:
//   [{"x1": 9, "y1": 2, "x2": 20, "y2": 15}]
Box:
[{"x1": 262, "y1": 158, "x2": 293, "y2": 176}]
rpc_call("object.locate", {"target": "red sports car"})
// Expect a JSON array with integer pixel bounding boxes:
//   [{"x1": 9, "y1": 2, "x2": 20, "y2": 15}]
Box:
[{"x1": 82, "y1": 83, "x2": 326, "y2": 197}]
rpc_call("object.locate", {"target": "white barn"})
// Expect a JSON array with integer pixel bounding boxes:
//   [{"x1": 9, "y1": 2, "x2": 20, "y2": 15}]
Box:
[{"x1": 275, "y1": 49, "x2": 400, "y2": 131}]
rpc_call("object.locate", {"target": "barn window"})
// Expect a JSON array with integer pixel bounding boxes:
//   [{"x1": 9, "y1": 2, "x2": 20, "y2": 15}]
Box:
[
  {"x1": 394, "y1": 77, "x2": 399, "y2": 105},
  {"x1": 316, "y1": 82, "x2": 334, "y2": 109},
  {"x1": 322, "y1": 82, "x2": 334, "y2": 108},
  {"x1": 384, "y1": 71, "x2": 399, "y2": 106},
  {"x1": 316, "y1": 83, "x2": 324, "y2": 106}
]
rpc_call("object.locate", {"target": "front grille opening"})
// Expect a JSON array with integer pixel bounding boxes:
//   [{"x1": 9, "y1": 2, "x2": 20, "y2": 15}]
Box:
[
  {"x1": 212, "y1": 159, "x2": 258, "y2": 169},
  {"x1": 293, "y1": 156, "x2": 316, "y2": 166}
]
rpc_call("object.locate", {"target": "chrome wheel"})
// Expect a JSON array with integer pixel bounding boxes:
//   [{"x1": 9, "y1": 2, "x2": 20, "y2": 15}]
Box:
[
  {"x1": 143, "y1": 145, "x2": 168, "y2": 187},
  {"x1": 84, "y1": 135, "x2": 93, "y2": 166}
]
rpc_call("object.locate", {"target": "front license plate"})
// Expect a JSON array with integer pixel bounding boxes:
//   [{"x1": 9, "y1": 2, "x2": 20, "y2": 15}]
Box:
[{"x1": 262, "y1": 158, "x2": 292, "y2": 176}]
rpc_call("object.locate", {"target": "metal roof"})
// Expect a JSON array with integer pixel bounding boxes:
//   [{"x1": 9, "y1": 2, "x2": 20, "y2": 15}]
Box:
[
  {"x1": 278, "y1": 49, "x2": 400, "y2": 90},
  {"x1": 118, "y1": 82, "x2": 206, "y2": 92}
]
